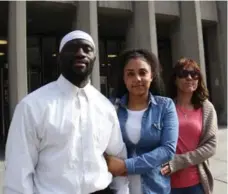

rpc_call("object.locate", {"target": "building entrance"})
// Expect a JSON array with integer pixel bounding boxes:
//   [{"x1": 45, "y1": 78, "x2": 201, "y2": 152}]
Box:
[
  {"x1": 0, "y1": 36, "x2": 61, "y2": 147},
  {"x1": 0, "y1": 1, "x2": 129, "y2": 147},
  {"x1": 27, "y1": 37, "x2": 61, "y2": 92},
  {"x1": 0, "y1": 42, "x2": 9, "y2": 147},
  {"x1": 0, "y1": 36, "x2": 126, "y2": 147},
  {"x1": 99, "y1": 39, "x2": 125, "y2": 97}
]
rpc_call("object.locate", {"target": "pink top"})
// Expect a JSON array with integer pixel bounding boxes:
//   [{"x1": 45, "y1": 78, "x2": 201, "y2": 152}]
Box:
[{"x1": 171, "y1": 105, "x2": 203, "y2": 188}]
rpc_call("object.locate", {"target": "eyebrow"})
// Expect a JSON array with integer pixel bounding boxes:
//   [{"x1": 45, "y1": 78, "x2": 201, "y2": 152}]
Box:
[
  {"x1": 83, "y1": 44, "x2": 95, "y2": 51},
  {"x1": 82, "y1": 43, "x2": 93, "y2": 48},
  {"x1": 69, "y1": 40, "x2": 94, "y2": 47},
  {"x1": 125, "y1": 68, "x2": 148, "y2": 71},
  {"x1": 64, "y1": 43, "x2": 94, "y2": 52},
  {"x1": 125, "y1": 69, "x2": 134, "y2": 72}
]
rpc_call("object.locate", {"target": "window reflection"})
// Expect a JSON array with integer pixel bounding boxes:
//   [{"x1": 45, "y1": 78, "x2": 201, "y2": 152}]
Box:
[
  {"x1": 99, "y1": 39, "x2": 125, "y2": 97},
  {"x1": 42, "y1": 37, "x2": 58, "y2": 85},
  {"x1": 0, "y1": 37, "x2": 9, "y2": 146},
  {"x1": 27, "y1": 37, "x2": 42, "y2": 92},
  {"x1": 27, "y1": 37, "x2": 60, "y2": 93}
]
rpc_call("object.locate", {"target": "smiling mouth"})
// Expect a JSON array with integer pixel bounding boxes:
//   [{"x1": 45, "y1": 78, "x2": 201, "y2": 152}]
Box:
[
  {"x1": 133, "y1": 85, "x2": 144, "y2": 88},
  {"x1": 185, "y1": 83, "x2": 194, "y2": 87},
  {"x1": 74, "y1": 62, "x2": 86, "y2": 67},
  {"x1": 74, "y1": 60, "x2": 88, "y2": 67}
]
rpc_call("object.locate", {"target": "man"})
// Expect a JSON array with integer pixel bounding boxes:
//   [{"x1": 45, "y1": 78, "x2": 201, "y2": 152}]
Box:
[{"x1": 4, "y1": 30, "x2": 129, "y2": 194}]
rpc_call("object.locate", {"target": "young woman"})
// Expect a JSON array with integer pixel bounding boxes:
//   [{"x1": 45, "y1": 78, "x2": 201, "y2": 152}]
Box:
[
  {"x1": 105, "y1": 49, "x2": 179, "y2": 194},
  {"x1": 161, "y1": 58, "x2": 218, "y2": 194}
]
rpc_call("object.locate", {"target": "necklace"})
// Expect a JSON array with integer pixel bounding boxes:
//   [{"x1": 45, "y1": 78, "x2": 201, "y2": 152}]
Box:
[
  {"x1": 177, "y1": 106, "x2": 188, "y2": 119},
  {"x1": 174, "y1": 99, "x2": 194, "y2": 120}
]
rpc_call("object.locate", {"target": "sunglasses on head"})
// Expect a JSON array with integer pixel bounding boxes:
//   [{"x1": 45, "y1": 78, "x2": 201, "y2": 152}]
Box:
[{"x1": 176, "y1": 69, "x2": 200, "y2": 80}]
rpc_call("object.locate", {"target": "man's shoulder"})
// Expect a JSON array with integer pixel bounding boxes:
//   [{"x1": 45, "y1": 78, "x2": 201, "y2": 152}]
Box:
[
  {"x1": 89, "y1": 86, "x2": 115, "y2": 111},
  {"x1": 20, "y1": 81, "x2": 58, "y2": 106}
]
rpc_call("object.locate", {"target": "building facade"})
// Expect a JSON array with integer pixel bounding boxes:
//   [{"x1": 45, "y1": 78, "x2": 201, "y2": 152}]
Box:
[{"x1": 0, "y1": 1, "x2": 227, "y2": 146}]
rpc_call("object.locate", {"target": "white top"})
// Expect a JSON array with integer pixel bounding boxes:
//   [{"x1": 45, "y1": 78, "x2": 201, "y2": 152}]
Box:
[
  {"x1": 126, "y1": 109, "x2": 146, "y2": 194},
  {"x1": 4, "y1": 75, "x2": 129, "y2": 194},
  {"x1": 126, "y1": 109, "x2": 146, "y2": 145}
]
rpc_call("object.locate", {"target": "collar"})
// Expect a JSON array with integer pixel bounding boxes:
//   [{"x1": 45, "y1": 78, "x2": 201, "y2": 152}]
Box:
[
  {"x1": 119, "y1": 92, "x2": 158, "y2": 108},
  {"x1": 56, "y1": 74, "x2": 92, "y2": 99}
]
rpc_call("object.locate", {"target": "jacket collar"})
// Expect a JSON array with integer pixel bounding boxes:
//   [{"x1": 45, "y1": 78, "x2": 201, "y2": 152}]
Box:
[{"x1": 118, "y1": 93, "x2": 158, "y2": 108}]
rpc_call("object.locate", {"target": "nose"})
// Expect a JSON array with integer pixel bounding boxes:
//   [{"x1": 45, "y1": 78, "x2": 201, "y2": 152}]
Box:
[
  {"x1": 135, "y1": 74, "x2": 142, "y2": 81},
  {"x1": 186, "y1": 73, "x2": 193, "y2": 80},
  {"x1": 75, "y1": 47, "x2": 86, "y2": 57}
]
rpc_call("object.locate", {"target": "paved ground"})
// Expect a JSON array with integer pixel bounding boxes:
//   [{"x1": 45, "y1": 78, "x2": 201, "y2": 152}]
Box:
[
  {"x1": 0, "y1": 128, "x2": 227, "y2": 194},
  {"x1": 211, "y1": 127, "x2": 227, "y2": 194},
  {"x1": 0, "y1": 149, "x2": 4, "y2": 194}
]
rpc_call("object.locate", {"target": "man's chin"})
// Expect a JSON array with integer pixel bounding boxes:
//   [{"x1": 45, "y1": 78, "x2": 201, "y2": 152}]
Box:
[
  {"x1": 71, "y1": 65, "x2": 93, "y2": 77},
  {"x1": 72, "y1": 69, "x2": 92, "y2": 79},
  {"x1": 72, "y1": 67, "x2": 87, "y2": 74}
]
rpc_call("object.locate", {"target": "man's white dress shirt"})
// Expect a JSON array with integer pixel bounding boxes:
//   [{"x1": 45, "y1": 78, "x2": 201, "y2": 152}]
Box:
[{"x1": 4, "y1": 75, "x2": 129, "y2": 194}]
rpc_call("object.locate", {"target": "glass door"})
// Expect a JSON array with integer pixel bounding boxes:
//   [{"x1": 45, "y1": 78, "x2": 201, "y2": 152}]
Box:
[
  {"x1": 99, "y1": 38, "x2": 125, "y2": 97},
  {"x1": 41, "y1": 37, "x2": 59, "y2": 85},
  {"x1": 27, "y1": 36, "x2": 60, "y2": 93},
  {"x1": 27, "y1": 37, "x2": 42, "y2": 92},
  {"x1": 0, "y1": 38, "x2": 9, "y2": 147}
]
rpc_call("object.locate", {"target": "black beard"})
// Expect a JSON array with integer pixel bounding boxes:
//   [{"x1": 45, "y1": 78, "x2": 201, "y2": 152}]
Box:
[{"x1": 60, "y1": 62, "x2": 94, "y2": 88}]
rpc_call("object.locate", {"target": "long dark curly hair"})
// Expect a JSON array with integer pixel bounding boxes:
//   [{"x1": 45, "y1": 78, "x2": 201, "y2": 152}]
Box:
[
  {"x1": 168, "y1": 58, "x2": 209, "y2": 109},
  {"x1": 112, "y1": 49, "x2": 166, "y2": 99}
]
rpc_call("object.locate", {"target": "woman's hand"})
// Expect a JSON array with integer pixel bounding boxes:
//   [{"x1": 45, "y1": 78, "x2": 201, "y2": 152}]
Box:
[
  {"x1": 105, "y1": 155, "x2": 127, "y2": 177},
  {"x1": 160, "y1": 163, "x2": 171, "y2": 176}
]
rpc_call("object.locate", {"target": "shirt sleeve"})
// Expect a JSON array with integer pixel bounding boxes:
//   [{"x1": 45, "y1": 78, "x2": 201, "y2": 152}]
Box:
[
  {"x1": 125, "y1": 99, "x2": 179, "y2": 174},
  {"x1": 4, "y1": 102, "x2": 39, "y2": 194},
  {"x1": 169, "y1": 104, "x2": 218, "y2": 174},
  {"x1": 105, "y1": 110, "x2": 129, "y2": 194}
]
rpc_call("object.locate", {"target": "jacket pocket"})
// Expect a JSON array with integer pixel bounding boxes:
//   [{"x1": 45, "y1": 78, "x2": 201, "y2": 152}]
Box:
[
  {"x1": 152, "y1": 123, "x2": 162, "y2": 131},
  {"x1": 144, "y1": 122, "x2": 162, "y2": 145}
]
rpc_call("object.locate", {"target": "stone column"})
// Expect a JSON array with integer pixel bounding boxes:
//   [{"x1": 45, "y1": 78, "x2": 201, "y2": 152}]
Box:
[
  {"x1": 204, "y1": 26, "x2": 224, "y2": 122},
  {"x1": 216, "y1": 1, "x2": 227, "y2": 125},
  {"x1": 73, "y1": 1, "x2": 100, "y2": 91},
  {"x1": 126, "y1": 1, "x2": 158, "y2": 56},
  {"x1": 171, "y1": 1, "x2": 207, "y2": 84},
  {"x1": 125, "y1": 1, "x2": 166, "y2": 94},
  {"x1": 8, "y1": 1, "x2": 28, "y2": 117}
]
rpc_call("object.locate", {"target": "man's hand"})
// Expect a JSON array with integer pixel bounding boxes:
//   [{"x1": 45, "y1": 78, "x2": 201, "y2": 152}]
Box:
[
  {"x1": 160, "y1": 163, "x2": 171, "y2": 176},
  {"x1": 105, "y1": 155, "x2": 127, "y2": 177}
]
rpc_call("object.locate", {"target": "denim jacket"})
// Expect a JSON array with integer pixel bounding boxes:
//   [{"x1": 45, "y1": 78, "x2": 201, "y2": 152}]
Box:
[{"x1": 115, "y1": 93, "x2": 179, "y2": 194}]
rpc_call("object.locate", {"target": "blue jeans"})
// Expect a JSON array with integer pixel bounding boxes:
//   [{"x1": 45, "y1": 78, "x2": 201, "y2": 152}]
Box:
[{"x1": 171, "y1": 184, "x2": 204, "y2": 194}]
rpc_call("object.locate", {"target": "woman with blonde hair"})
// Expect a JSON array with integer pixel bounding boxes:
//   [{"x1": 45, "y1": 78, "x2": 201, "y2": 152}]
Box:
[{"x1": 161, "y1": 58, "x2": 218, "y2": 194}]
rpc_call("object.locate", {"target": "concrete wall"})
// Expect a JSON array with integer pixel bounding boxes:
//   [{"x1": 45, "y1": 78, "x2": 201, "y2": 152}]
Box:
[
  {"x1": 4, "y1": 1, "x2": 226, "y2": 125},
  {"x1": 98, "y1": 1, "x2": 132, "y2": 11},
  {"x1": 170, "y1": 1, "x2": 206, "y2": 79},
  {"x1": 126, "y1": 1, "x2": 158, "y2": 56},
  {"x1": 155, "y1": 1, "x2": 179, "y2": 16},
  {"x1": 8, "y1": 1, "x2": 28, "y2": 117},
  {"x1": 204, "y1": 26, "x2": 223, "y2": 114},
  {"x1": 216, "y1": 1, "x2": 227, "y2": 125},
  {"x1": 74, "y1": 1, "x2": 100, "y2": 91},
  {"x1": 200, "y1": 1, "x2": 218, "y2": 22}
]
